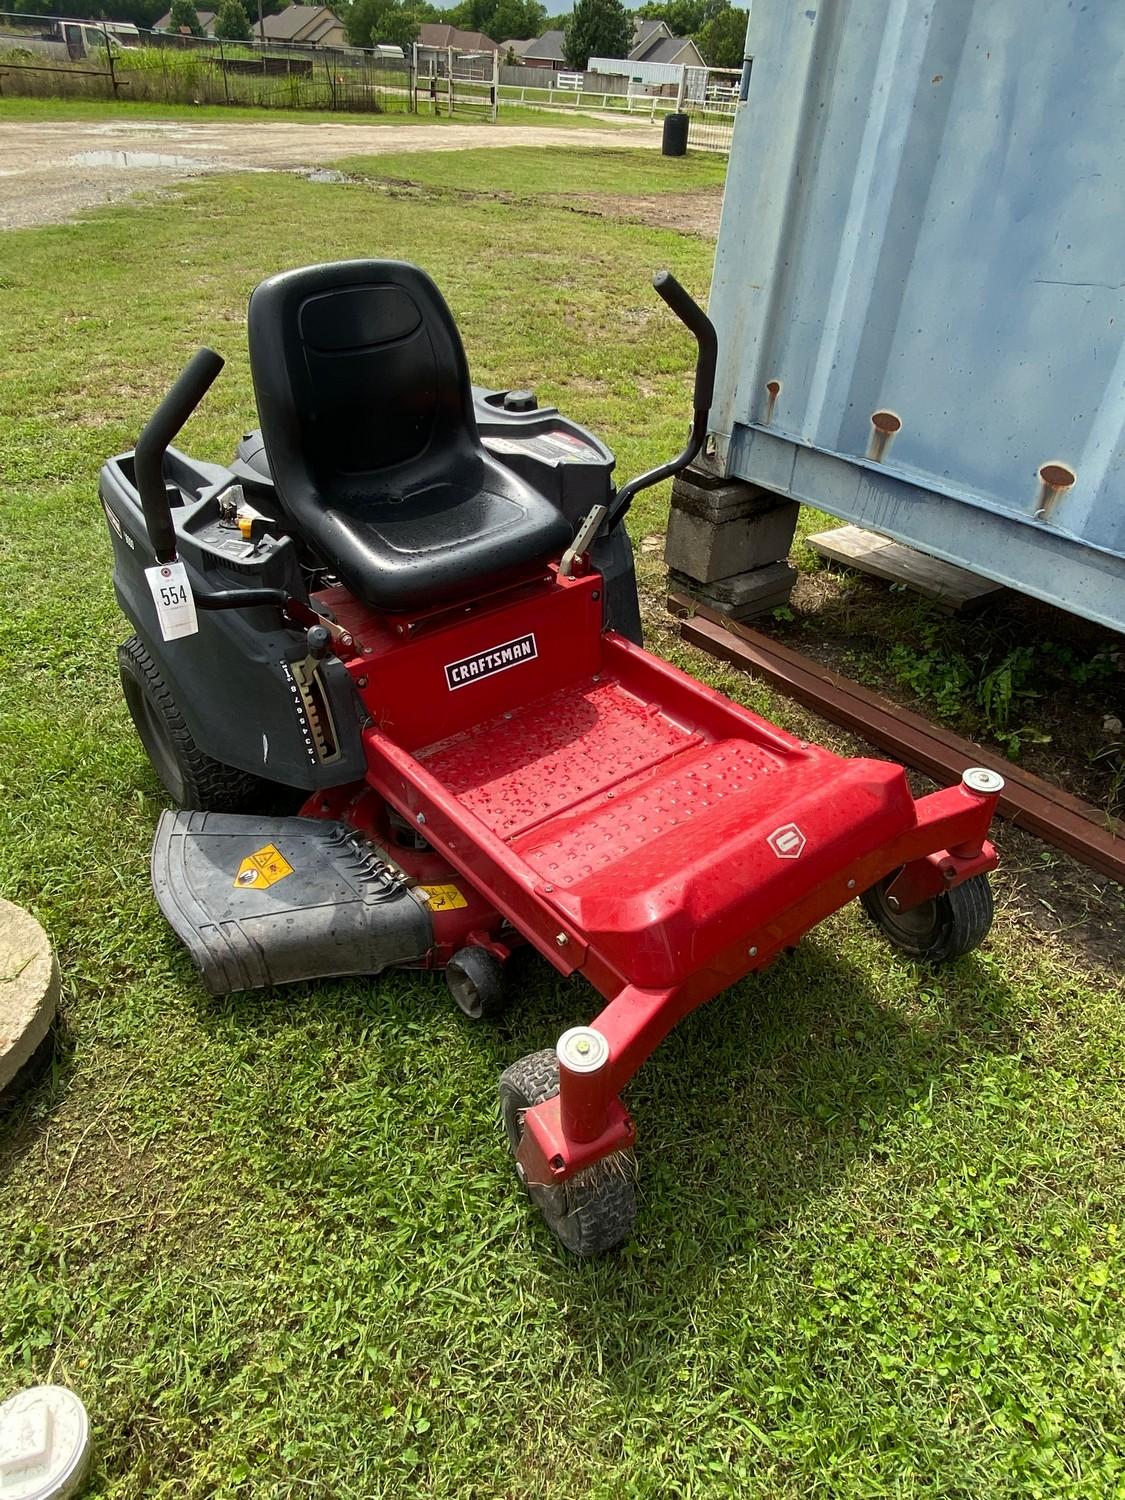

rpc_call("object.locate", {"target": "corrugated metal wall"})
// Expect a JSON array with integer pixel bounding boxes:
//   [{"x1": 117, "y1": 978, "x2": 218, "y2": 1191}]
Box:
[{"x1": 708, "y1": 0, "x2": 1125, "y2": 630}]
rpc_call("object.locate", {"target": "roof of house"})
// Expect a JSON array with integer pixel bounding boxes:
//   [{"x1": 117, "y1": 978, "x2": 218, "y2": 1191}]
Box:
[
  {"x1": 259, "y1": 5, "x2": 341, "y2": 41},
  {"x1": 630, "y1": 18, "x2": 669, "y2": 48},
  {"x1": 500, "y1": 37, "x2": 534, "y2": 56},
  {"x1": 633, "y1": 34, "x2": 678, "y2": 62},
  {"x1": 417, "y1": 23, "x2": 499, "y2": 51},
  {"x1": 522, "y1": 28, "x2": 565, "y2": 61},
  {"x1": 156, "y1": 8, "x2": 216, "y2": 30}
]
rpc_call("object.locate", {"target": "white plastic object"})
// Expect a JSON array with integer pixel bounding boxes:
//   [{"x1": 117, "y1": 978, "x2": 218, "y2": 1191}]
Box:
[
  {"x1": 0, "y1": 1386, "x2": 91, "y2": 1500},
  {"x1": 962, "y1": 767, "x2": 1006, "y2": 795},
  {"x1": 557, "y1": 1026, "x2": 610, "y2": 1073}
]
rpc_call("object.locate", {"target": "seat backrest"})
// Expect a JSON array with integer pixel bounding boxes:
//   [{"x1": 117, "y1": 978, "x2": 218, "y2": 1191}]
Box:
[{"x1": 247, "y1": 260, "x2": 481, "y2": 509}]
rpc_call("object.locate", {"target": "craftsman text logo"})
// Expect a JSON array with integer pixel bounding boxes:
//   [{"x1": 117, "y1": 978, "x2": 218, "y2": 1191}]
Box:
[
  {"x1": 767, "y1": 823, "x2": 806, "y2": 859},
  {"x1": 445, "y1": 633, "x2": 538, "y2": 691}
]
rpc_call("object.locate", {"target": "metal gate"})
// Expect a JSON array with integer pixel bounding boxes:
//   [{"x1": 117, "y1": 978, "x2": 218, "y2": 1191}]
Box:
[
  {"x1": 677, "y1": 65, "x2": 739, "y2": 153},
  {"x1": 411, "y1": 42, "x2": 497, "y2": 120}
]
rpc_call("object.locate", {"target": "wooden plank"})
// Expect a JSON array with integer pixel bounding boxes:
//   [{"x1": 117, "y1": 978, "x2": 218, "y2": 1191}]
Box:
[
  {"x1": 806, "y1": 523, "x2": 1006, "y2": 613},
  {"x1": 669, "y1": 593, "x2": 1125, "y2": 886}
]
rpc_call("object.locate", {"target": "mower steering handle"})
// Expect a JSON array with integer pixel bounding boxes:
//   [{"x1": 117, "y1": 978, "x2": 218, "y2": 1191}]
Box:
[
  {"x1": 134, "y1": 347, "x2": 225, "y2": 563},
  {"x1": 652, "y1": 270, "x2": 717, "y2": 416}
]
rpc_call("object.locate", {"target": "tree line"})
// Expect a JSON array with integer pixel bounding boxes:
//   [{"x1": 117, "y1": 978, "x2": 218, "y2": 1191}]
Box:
[{"x1": 6, "y1": 0, "x2": 747, "y2": 68}]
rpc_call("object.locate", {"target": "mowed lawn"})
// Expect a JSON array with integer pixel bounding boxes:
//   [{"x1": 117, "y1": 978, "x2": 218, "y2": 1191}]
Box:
[{"x1": 0, "y1": 140, "x2": 1122, "y2": 1499}]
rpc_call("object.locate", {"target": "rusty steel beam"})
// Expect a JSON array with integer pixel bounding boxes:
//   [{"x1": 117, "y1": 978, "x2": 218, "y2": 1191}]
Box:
[{"x1": 670, "y1": 594, "x2": 1124, "y2": 886}]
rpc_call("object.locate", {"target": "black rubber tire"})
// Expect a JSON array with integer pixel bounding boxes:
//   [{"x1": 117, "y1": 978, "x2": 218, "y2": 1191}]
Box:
[
  {"x1": 118, "y1": 634, "x2": 266, "y2": 812},
  {"x1": 499, "y1": 1048, "x2": 636, "y2": 1257},
  {"x1": 860, "y1": 871, "x2": 994, "y2": 962},
  {"x1": 445, "y1": 946, "x2": 508, "y2": 1020}
]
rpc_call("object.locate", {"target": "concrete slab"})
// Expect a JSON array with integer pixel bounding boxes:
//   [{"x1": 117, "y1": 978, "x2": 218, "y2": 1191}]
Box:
[
  {"x1": 0, "y1": 898, "x2": 59, "y2": 1095},
  {"x1": 669, "y1": 560, "x2": 798, "y2": 620}
]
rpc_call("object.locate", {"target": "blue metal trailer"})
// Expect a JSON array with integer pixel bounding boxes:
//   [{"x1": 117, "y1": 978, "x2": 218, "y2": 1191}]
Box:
[{"x1": 708, "y1": 0, "x2": 1125, "y2": 632}]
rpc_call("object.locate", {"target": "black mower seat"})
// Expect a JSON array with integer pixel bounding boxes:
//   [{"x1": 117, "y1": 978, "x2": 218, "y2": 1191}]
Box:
[{"x1": 247, "y1": 260, "x2": 572, "y2": 613}]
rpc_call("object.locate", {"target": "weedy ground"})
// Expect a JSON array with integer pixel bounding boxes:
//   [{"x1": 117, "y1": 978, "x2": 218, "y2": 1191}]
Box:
[
  {"x1": 0, "y1": 133, "x2": 1122, "y2": 1499},
  {"x1": 766, "y1": 563, "x2": 1124, "y2": 817}
]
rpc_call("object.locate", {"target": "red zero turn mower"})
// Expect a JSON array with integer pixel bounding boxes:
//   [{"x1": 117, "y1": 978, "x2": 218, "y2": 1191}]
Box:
[{"x1": 101, "y1": 261, "x2": 1003, "y2": 1255}]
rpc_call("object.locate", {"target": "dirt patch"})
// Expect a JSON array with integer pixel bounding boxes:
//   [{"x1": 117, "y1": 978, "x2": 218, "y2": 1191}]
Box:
[
  {"x1": 559, "y1": 187, "x2": 725, "y2": 238},
  {"x1": 363, "y1": 177, "x2": 723, "y2": 240},
  {"x1": 0, "y1": 115, "x2": 657, "y2": 230}
]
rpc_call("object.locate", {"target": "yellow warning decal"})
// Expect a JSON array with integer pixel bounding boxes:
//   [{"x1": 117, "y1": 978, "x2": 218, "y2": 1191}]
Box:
[
  {"x1": 418, "y1": 883, "x2": 468, "y2": 912},
  {"x1": 234, "y1": 844, "x2": 294, "y2": 890}
]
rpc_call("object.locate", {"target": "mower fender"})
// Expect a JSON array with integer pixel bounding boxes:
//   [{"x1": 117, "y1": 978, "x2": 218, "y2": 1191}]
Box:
[
  {"x1": 120, "y1": 602, "x2": 368, "y2": 792},
  {"x1": 591, "y1": 525, "x2": 643, "y2": 646},
  {"x1": 102, "y1": 450, "x2": 369, "y2": 792}
]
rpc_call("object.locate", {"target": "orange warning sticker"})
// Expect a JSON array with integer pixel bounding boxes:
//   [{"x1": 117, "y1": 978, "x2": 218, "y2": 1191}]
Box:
[
  {"x1": 418, "y1": 883, "x2": 468, "y2": 912},
  {"x1": 234, "y1": 843, "x2": 294, "y2": 890}
]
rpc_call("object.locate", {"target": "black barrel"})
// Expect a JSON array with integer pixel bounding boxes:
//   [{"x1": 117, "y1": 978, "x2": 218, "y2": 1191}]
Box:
[{"x1": 662, "y1": 111, "x2": 689, "y2": 157}]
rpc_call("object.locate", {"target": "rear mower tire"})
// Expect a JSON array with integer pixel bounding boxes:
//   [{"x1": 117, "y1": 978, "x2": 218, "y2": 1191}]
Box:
[
  {"x1": 499, "y1": 1049, "x2": 636, "y2": 1257},
  {"x1": 860, "y1": 871, "x2": 994, "y2": 962},
  {"x1": 118, "y1": 635, "x2": 267, "y2": 813}
]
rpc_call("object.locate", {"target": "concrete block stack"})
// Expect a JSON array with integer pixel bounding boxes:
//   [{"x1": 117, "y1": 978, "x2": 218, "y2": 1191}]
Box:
[{"x1": 665, "y1": 468, "x2": 799, "y2": 620}]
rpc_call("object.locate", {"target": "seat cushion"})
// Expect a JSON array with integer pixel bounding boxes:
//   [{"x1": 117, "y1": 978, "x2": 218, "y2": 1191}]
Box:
[
  {"x1": 320, "y1": 454, "x2": 573, "y2": 613},
  {"x1": 248, "y1": 260, "x2": 573, "y2": 613}
]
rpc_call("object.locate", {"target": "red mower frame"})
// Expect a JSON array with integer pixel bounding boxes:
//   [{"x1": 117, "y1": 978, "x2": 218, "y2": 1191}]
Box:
[
  {"x1": 115, "y1": 265, "x2": 1005, "y2": 1254},
  {"x1": 303, "y1": 558, "x2": 1000, "y2": 1190}
]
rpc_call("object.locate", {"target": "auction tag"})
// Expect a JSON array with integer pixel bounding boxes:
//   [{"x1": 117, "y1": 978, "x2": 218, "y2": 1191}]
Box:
[{"x1": 144, "y1": 560, "x2": 198, "y2": 642}]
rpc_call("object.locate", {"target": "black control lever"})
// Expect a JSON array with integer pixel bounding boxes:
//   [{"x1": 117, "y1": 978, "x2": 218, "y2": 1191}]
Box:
[
  {"x1": 606, "y1": 271, "x2": 718, "y2": 529},
  {"x1": 134, "y1": 347, "x2": 225, "y2": 563}
]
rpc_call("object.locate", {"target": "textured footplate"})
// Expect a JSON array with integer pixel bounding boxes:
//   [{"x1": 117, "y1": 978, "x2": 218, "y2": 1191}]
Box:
[{"x1": 152, "y1": 811, "x2": 432, "y2": 994}]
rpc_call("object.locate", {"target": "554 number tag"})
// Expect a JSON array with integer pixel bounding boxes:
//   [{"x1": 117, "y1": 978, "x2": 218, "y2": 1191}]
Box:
[{"x1": 144, "y1": 560, "x2": 199, "y2": 642}]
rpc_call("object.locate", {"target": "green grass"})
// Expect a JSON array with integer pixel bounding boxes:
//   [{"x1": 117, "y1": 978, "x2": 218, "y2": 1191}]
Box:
[
  {"x1": 339, "y1": 144, "x2": 727, "y2": 196},
  {"x1": 0, "y1": 148, "x2": 1123, "y2": 1499},
  {"x1": 0, "y1": 92, "x2": 637, "y2": 130}
]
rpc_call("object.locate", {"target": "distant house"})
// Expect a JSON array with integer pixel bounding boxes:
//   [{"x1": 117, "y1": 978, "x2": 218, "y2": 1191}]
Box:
[
  {"x1": 519, "y1": 28, "x2": 565, "y2": 69},
  {"x1": 417, "y1": 23, "x2": 499, "y2": 54},
  {"x1": 156, "y1": 3, "x2": 346, "y2": 44},
  {"x1": 259, "y1": 5, "x2": 346, "y2": 46},
  {"x1": 629, "y1": 18, "x2": 665, "y2": 53},
  {"x1": 588, "y1": 17, "x2": 705, "y2": 84},
  {"x1": 155, "y1": 8, "x2": 217, "y2": 34},
  {"x1": 627, "y1": 17, "x2": 704, "y2": 68},
  {"x1": 500, "y1": 37, "x2": 534, "y2": 62}
]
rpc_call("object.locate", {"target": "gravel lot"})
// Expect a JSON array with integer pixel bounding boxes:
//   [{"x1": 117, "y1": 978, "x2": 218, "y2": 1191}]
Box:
[{"x1": 0, "y1": 114, "x2": 656, "y2": 230}]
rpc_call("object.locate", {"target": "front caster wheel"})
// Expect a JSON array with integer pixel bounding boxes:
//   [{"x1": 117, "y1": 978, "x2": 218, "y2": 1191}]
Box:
[
  {"x1": 860, "y1": 871, "x2": 994, "y2": 962},
  {"x1": 499, "y1": 1049, "x2": 636, "y2": 1257},
  {"x1": 445, "y1": 946, "x2": 508, "y2": 1020}
]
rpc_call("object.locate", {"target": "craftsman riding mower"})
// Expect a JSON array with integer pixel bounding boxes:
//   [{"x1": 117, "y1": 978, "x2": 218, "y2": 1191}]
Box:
[{"x1": 101, "y1": 260, "x2": 1003, "y2": 1255}]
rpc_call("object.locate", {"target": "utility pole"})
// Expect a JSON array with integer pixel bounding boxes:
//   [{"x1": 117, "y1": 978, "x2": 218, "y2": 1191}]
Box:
[{"x1": 257, "y1": 0, "x2": 265, "y2": 46}]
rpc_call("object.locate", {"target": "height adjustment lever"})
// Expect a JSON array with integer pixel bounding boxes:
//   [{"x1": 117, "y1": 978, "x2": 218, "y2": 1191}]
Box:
[{"x1": 560, "y1": 504, "x2": 608, "y2": 578}]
